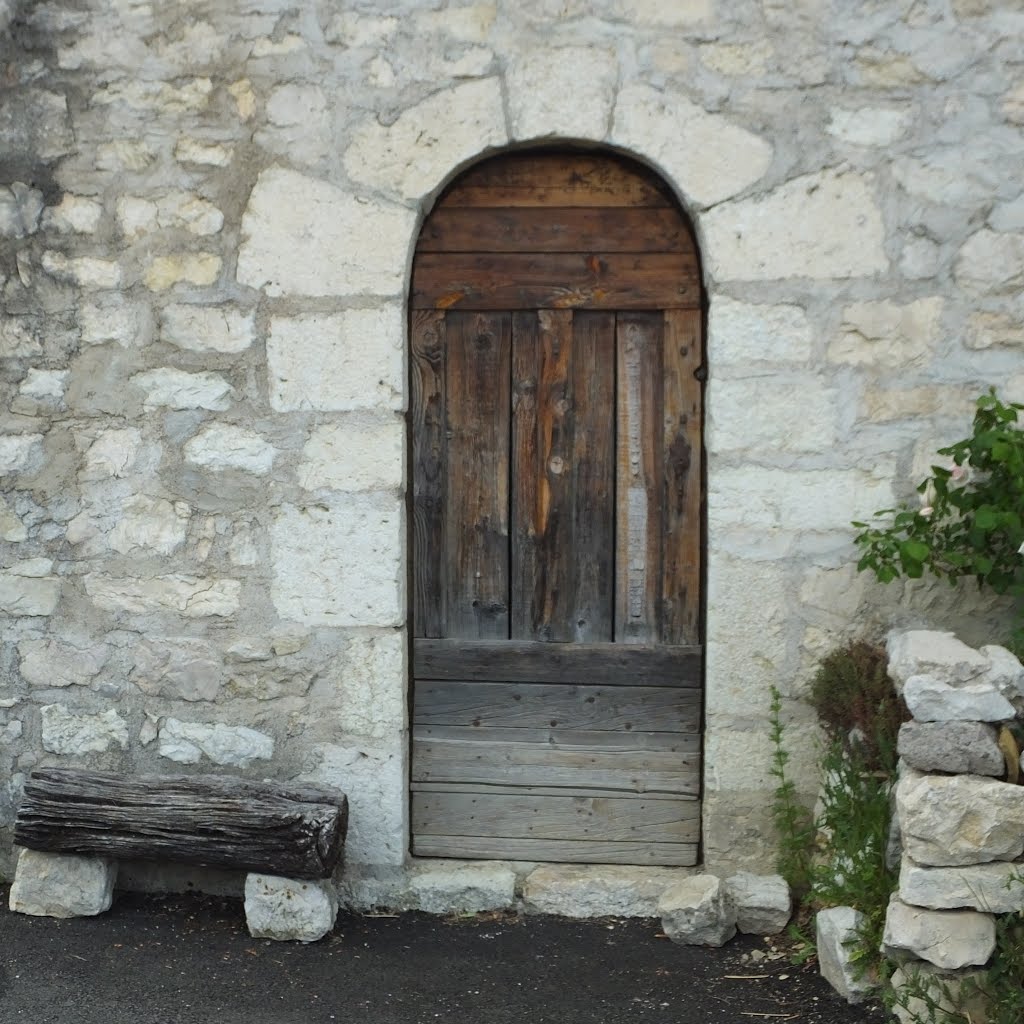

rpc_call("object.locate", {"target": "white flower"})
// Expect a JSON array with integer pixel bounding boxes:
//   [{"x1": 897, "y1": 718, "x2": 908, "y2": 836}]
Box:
[
  {"x1": 1019, "y1": 541, "x2": 1024, "y2": 556},
  {"x1": 919, "y1": 506, "x2": 934, "y2": 518}
]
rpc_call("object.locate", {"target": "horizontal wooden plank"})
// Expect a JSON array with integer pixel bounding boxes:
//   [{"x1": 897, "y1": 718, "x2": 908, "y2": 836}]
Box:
[
  {"x1": 411, "y1": 782, "x2": 696, "y2": 801},
  {"x1": 418, "y1": 208, "x2": 691, "y2": 254},
  {"x1": 413, "y1": 680, "x2": 700, "y2": 732},
  {"x1": 412, "y1": 791, "x2": 700, "y2": 843},
  {"x1": 412, "y1": 834, "x2": 699, "y2": 866},
  {"x1": 413, "y1": 639, "x2": 702, "y2": 687},
  {"x1": 416, "y1": 725, "x2": 699, "y2": 751},
  {"x1": 410, "y1": 252, "x2": 700, "y2": 310}
]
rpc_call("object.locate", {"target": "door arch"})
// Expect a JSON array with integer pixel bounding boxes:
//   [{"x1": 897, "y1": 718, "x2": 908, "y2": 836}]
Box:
[{"x1": 409, "y1": 148, "x2": 705, "y2": 866}]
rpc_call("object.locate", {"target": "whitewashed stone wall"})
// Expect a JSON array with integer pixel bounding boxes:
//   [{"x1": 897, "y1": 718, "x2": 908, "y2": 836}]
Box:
[{"x1": 2, "y1": 0, "x2": 1023, "y2": 885}]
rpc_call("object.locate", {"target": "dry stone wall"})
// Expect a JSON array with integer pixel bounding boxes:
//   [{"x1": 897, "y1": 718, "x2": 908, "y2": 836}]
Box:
[{"x1": 1, "y1": 0, "x2": 1023, "y2": 888}]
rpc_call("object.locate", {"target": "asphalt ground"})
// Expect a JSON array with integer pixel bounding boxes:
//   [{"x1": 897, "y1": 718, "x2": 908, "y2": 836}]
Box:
[{"x1": 0, "y1": 888, "x2": 888, "y2": 1024}]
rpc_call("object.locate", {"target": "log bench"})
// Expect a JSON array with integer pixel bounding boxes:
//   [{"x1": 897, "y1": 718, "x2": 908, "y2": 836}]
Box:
[{"x1": 9, "y1": 768, "x2": 348, "y2": 942}]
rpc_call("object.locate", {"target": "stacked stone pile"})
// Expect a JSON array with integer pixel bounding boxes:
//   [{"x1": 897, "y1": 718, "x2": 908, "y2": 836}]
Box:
[{"x1": 876, "y1": 630, "x2": 1024, "y2": 1017}]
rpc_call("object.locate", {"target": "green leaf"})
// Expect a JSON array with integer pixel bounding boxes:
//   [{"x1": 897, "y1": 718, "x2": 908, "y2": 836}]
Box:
[{"x1": 900, "y1": 540, "x2": 930, "y2": 563}]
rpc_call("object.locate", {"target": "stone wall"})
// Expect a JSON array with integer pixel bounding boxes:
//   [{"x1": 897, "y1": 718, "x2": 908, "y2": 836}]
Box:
[{"x1": 2, "y1": 0, "x2": 1023, "y2": 886}]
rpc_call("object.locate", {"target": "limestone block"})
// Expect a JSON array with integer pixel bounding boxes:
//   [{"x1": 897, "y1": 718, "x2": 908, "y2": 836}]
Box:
[
  {"x1": 0, "y1": 564, "x2": 60, "y2": 616},
  {"x1": 256, "y1": 85, "x2": 330, "y2": 164},
  {"x1": 897, "y1": 721, "x2": 1004, "y2": 776},
  {"x1": 298, "y1": 417, "x2": 404, "y2": 492},
  {"x1": 108, "y1": 495, "x2": 191, "y2": 555},
  {"x1": 10, "y1": 849, "x2": 116, "y2": 919},
  {"x1": 888, "y1": 630, "x2": 989, "y2": 688},
  {"x1": 408, "y1": 862, "x2": 516, "y2": 914},
  {"x1": 344, "y1": 78, "x2": 506, "y2": 200},
  {"x1": 613, "y1": 0, "x2": 710, "y2": 25},
  {"x1": 330, "y1": 631, "x2": 406, "y2": 739},
  {"x1": 883, "y1": 898, "x2": 995, "y2": 969},
  {"x1": 989, "y1": 196, "x2": 1024, "y2": 232},
  {"x1": 899, "y1": 857, "x2": 1024, "y2": 913},
  {"x1": 0, "y1": 318, "x2": 44, "y2": 358},
  {"x1": 611, "y1": 84, "x2": 772, "y2": 208},
  {"x1": 130, "y1": 637, "x2": 222, "y2": 702},
  {"x1": 300, "y1": 740, "x2": 406, "y2": 866},
  {"x1": 41, "y1": 251, "x2": 121, "y2": 289},
  {"x1": 80, "y1": 428, "x2": 144, "y2": 479},
  {"x1": 897, "y1": 772, "x2": 1024, "y2": 866},
  {"x1": 827, "y1": 106, "x2": 913, "y2": 147},
  {"x1": 244, "y1": 874, "x2": 337, "y2": 943},
  {"x1": 270, "y1": 497, "x2": 403, "y2": 626},
  {"x1": 709, "y1": 299, "x2": 813, "y2": 369},
  {"x1": 267, "y1": 308, "x2": 403, "y2": 412},
  {"x1": 19, "y1": 637, "x2": 110, "y2": 689},
  {"x1": 707, "y1": 376, "x2": 837, "y2": 453},
  {"x1": 19, "y1": 368, "x2": 68, "y2": 402},
  {"x1": 523, "y1": 865, "x2": 692, "y2": 919},
  {"x1": 84, "y1": 574, "x2": 241, "y2": 617},
  {"x1": 0, "y1": 182, "x2": 44, "y2": 237},
  {"x1": 0, "y1": 433, "x2": 44, "y2": 475},
  {"x1": 704, "y1": 170, "x2": 887, "y2": 280},
  {"x1": 81, "y1": 299, "x2": 154, "y2": 348},
  {"x1": 160, "y1": 304, "x2": 254, "y2": 353},
  {"x1": 890, "y1": 963, "x2": 987, "y2": 1024},
  {"x1": 700, "y1": 40, "x2": 774, "y2": 76},
  {"x1": 980, "y1": 645, "x2": 1024, "y2": 702},
  {"x1": 723, "y1": 873, "x2": 791, "y2": 935},
  {"x1": 92, "y1": 78, "x2": 213, "y2": 114},
  {"x1": 143, "y1": 253, "x2": 221, "y2": 291},
  {"x1": 967, "y1": 313, "x2": 1024, "y2": 350},
  {"x1": 829, "y1": 298, "x2": 943, "y2": 368},
  {"x1": 41, "y1": 704, "x2": 129, "y2": 755},
  {"x1": 0, "y1": 88, "x2": 74, "y2": 160},
  {"x1": 175, "y1": 138, "x2": 233, "y2": 166},
  {"x1": 157, "y1": 718, "x2": 273, "y2": 767},
  {"x1": 132, "y1": 368, "x2": 232, "y2": 411},
  {"x1": 816, "y1": 907, "x2": 875, "y2": 1004},
  {"x1": 955, "y1": 230, "x2": 1024, "y2": 296},
  {"x1": 0, "y1": 496, "x2": 27, "y2": 541},
  {"x1": 659, "y1": 875, "x2": 736, "y2": 947},
  {"x1": 902, "y1": 674, "x2": 1014, "y2": 723},
  {"x1": 508, "y1": 46, "x2": 617, "y2": 141},
  {"x1": 324, "y1": 12, "x2": 399, "y2": 46},
  {"x1": 900, "y1": 238, "x2": 942, "y2": 280},
  {"x1": 184, "y1": 424, "x2": 276, "y2": 475},
  {"x1": 238, "y1": 168, "x2": 414, "y2": 298}
]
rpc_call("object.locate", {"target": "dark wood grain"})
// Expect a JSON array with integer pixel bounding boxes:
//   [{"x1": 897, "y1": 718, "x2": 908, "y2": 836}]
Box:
[
  {"x1": 14, "y1": 769, "x2": 348, "y2": 880},
  {"x1": 412, "y1": 834, "x2": 698, "y2": 864}
]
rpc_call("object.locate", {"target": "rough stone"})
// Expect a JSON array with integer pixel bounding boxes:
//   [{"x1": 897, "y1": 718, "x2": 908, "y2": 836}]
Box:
[
  {"x1": 897, "y1": 721, "x2": 1004, "y2": 776},
  {"x1": 523, "y1": 865, "x2": 693, "y2": 919},
  {"x1": 237, "y1": 167, "x2": 415, "y2": 296},
  {"x1": 704, "y1": 171, "x2": 888, "y2": 280},
  {"x1": 890, "y1": 963, "x2": 988, "y2": 1024},
  {"x1": 979, "y1": 645, "x2": 1024, "y2": 703},
  {"x1": 709, "y1": 299, "x2": 813, "y2": 370},
  {"x1": 955, "y1": 230, "x2": 1024, "y2": 296},
  {"x1": 897, "y1": 772, "x2": 1024, "y2": 866},
  {"x1": 130, "y1": 637, "x2": 222, "y2": 703},
  {"x1": 160, "y1": 304, "x2": 254, "y2": 353},
  {"x1": 80, "y1": 299, "x2": 154, "y2": 348},
  {"x1": 0, "y1": 566, "x2": 61, "y2": 616},
  {"x1": 407, "y1": 862, "x2": 516, "y2": 914},
  {"x1": 41, "y1": 251, "x2": 122, "y2": 289},
  {"x1": 967, "y1": 313, "x2": 1024, "y2": 350},
  {"x1": 902, "y1": 674, "x2": 1015, "y2": 723},
  {"x1": 143, "y1": 253, "x2": 221, "y2": 291},
  {"x1": 816, "y1": 906, "x2": 875, "y2": 1004},
  {"x1": 888, "y1": 630, "x2": 990, "y2": 689},
  {"x1": 108, "y1": 496, "x2": 191, "y2": 556},
  {"x1": 298, "y1": 417, "x2": 404, "y2": 492},
  {"x1": 882, "y1": 898, "x2": 995, "y2": 969},
  {"x1": 40, "y1": 704, "x2": 129, "y2": 755},
  {"x1": 658, "y1": 875, "x2": 736, "y2": 947},
  {"x1": 611, "y1": 84, "x2": 772, "y2": 208},
  {"x1": 244, "y1": 874, "x2": 337, "y2": 943},
  {"x1": 132, "y1": 368, "x2": 232, "y2": 411},
  {"x1": 829, "y1": 298, "x2": 943, "y2": 368},
  {"x1": 827, "y1": 106, "x2": 913, "y2": 146},
  {"x1": 723, "y1": 873, "x2": 791, "y2": 935},
  {"x1": 157, "y1": 718, "x2": 273, "y2": 767},
  {"x1": 184, "y1": 424, "x2": 276, "y2": 474},
  {"x1": 19, "y1": 637, "x2": 110, "y2": 689},
  {"x1": 9, "y1": 850, "x2": 116, "y2": 919},
  {"x1": 84, "y1": 574, "x2": 241, "y2": 617},
  {"x1": 0, "y1": 182, "x2": 44, "y2": 238},
  {"x1": 899, "y1": 857, "x2": 1024, "y2": 914},
  {"x1": 0, "y1": 433, "x2": 45, "y2": 474}
]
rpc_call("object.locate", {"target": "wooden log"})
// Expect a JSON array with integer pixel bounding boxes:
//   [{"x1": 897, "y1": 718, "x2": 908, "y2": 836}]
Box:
[{"x1": 14, "y1": 769, "x2": 348, "y2": 880}]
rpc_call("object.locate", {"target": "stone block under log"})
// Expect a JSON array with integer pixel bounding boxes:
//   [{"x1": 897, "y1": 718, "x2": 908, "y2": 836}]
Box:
[{"x1": 14, "y1": 768, "x2": 347, "y2": 880}]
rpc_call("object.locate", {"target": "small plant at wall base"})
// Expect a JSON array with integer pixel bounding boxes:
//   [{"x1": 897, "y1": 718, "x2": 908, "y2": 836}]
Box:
[{"x1": 853, "y1": 390, "x2": 1024, "y2": 655}]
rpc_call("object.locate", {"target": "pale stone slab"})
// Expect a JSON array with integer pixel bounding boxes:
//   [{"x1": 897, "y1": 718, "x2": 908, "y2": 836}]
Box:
[
  {"x1": 80, "y1": 427, "x2": 144, "y2": 479},
  {"x1": 816, "y1": 906, "x2": 875, "y2": 1004},
  {"x1": 132, "y1": 368, "x2": 232, "y2": 411},
  {"x1": 890, "y1": 963, "x2": 987, "y2": 1024},
  {"x1": 829, "y1": 298, "x2": 943, "y2": 368},
  {"x1": 659, "y1": 875, "x2": 736, "y2": 947},
  {"x1": 902, "y1": 674, "x2": 1014, "y2": 723},
  {"x1": 84, "y1": 574, "x2": 241, "y2": 617},
  {"x1": 883, "y1": 898, "x2": 994, "y2": 969},
  {"x1": 10, "y1": 849, "x2": 116, "y2": 919},
  {"x1": 267, "y1": 309, "x2": 404, "y2": 412},
  {"x1": 80, "y1": 298, "x2": 154, "y2": 348},
  {"x1": 0, "y1": 571, "x2": 60, "y2": 616},
  {"x1": 827, "y1": 106, "x2": 913, "y2": 146},
  {"x1": 244, "y1": 874, "x2": 337, "y2": 942},
  {"x1": 184, "y1": 424, "x2": 276, "y2": 474},
  {"x1": 897, "y1": 772, "x2": 1024, "y2": 866},
  {"x1": 41, "y1": 704, "x2": 129, "y2": 754},
  {"x1": 888, "y1": 630, "x2": 990, "y2": 688},
  {"x1": 108, "y1": 496, "x2": 191, "y2": 556},
  {"x1": 709, "y1": 299, "x2": 813, "y2": 369},
  {"x1": 344, "y1": 78, "x2": 506, "y2": 200},
  {"x1": 0, "y1": 433, "x2": 45, "y2": 474},
  {"x1": 270, "y1": 497, "x2": 403, "y2": 627},
  {"x1": 704, "y1": 170, "x2": 887, "y2": 280},
  {"x1": 408, "y1": 861, "x2": 516, "y2": 914},
  {"x1": 42, "y1": 251, "x2": 122, "y2": 289},
  {"x1": 611, "y1": 84, "x2": 772, "y2": 208},
  {"x1": 130, "y1": 637, "x2": 223, "y2": 703},
  {"x1": 0, "y1": 182, "x2": 43, "y2": 237},
  {"x1": 19, "y1": 637, "x2": 110, "y2": 688},
  {"x1": 298, "y1": 417, "x2": 404, "y2": 492},
  {"x1": 508, "y1": 46, "x2": 617, "y2": 141},
  {"x1": 980, "y1": 645, "x2": 1024, "y2": 702},
  {"x1": 955, "y1": 229, "x2": 1024, "y2": 295},
  {"x1": 899, "y1": 857, "x2": 1024, "y2": 913},
  {"x1": 160, "y1": 304, "x2": 254, "y2": 353},
  {"x1": 144, "y1": 253, "x2": 221, "y2": 291},
  {"x1": 238, "y1": 167, "x2": 415, "y2": 296},
  {"x1": 157, "y1": 718, "x2": 273, "y2": 767},
  {"x1": 897, "y1": 721, "x2": 1003, "y2": 775},
  {"x1": 523, "y1": 865, "x2": 694, "y2": 918},
  {"x1": 723, "y1": 873, "x2": 791, "y2": 935}
]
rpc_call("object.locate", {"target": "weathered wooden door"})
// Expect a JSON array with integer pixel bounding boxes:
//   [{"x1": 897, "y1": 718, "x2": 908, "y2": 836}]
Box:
[{"x1": 409, "y1": 151, "x2": 704, "y2": 866}]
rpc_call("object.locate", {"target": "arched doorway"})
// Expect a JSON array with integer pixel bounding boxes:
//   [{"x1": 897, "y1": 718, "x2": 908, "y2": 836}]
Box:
[{"x1": 409, "y1": 149, "x2": 705, "y2": 866}]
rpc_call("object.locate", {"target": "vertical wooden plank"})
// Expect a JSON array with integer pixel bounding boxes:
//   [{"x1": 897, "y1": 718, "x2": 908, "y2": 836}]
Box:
[
  {"x1": 662, "y1": 309, "x2": 703, "y2": 645},
  {"x1": 615, "y1": 313, "x2": 664, "y2": 643},
  {"x1": 571, "y1": 311, "x2": 615, "y2": 642},
  {"x1": 411, "y1": 310, "x2": 446, "y2": 638},
  {"x1": 511, "y1": 312, "x2": 539, "y2": 640},
  {"x1": 445, "y1": 312, "x2": 512, "y2": 639}
]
